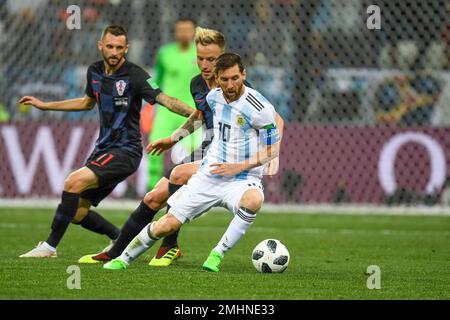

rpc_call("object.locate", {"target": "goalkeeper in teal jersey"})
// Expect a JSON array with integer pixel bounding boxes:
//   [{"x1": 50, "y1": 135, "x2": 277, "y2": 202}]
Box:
[{"x1": 148, "y1": 18, "x2": 201, "y2": 189}]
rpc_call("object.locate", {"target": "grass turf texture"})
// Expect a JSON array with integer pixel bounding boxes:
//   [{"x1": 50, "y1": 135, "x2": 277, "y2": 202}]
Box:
[{"x1": 0, "y1": 207, "x2": 449, "y2": 299}]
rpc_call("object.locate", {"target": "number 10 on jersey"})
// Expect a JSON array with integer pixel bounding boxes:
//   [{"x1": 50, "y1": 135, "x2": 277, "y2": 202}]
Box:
[{"x1": 218, "y1": 121, "x2": 231, "y2": 142}]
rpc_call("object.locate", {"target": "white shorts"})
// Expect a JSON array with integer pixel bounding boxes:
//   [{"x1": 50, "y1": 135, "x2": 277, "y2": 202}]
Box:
[{"x1": 167, "y1": 172, "x2": 264, "y2": 224}]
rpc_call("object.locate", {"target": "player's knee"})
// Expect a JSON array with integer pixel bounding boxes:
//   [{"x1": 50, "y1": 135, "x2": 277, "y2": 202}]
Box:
[
  {"x1": 243, "y1": 201, "x2": 261, "y2": 213},
  {"x1": 143, "y1": 190, "x2": 165, "y2": 211},
  {"x1": 63, "y1": 174, "x2": 75, "y2": 192},
  {"x1": 63, "y1": 173, "x2": 86, "y2": 193},
  {"x1": 239, "y1": 190, "x2": 263, "y2": 213},
  {"x1": 169, "y1": 165, "x2": 190, "y2": 185},
  {"x1": 153, "y1": 216, "x2": 180, "y2": 237},
  {"x1": 143, "y1": 192, "x2": 153, "y2": 207}
]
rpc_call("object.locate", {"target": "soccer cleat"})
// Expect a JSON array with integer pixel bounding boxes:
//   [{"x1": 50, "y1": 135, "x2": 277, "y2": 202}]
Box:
[
  {"x1": 19, "y1": 241, "x2": 57, "y2": 258},
  {"x1": 148, "y1": 246, "x2": 181, "y2": 267},
  {"x1": 77, "y1": 239, "x2": 116, "y2": 264},
  {"x1": 78, "y1": 252, "x2": 111, "y2": 264},
  {"x1": 103, "y1": 258, "x2": 128, "y2": 270},
  {"x1": 101, "y1": 239, "x2": 116, "y2": 253},
  {"x1": 202, "y1": 250, "x2": 223, "y2": 272}
]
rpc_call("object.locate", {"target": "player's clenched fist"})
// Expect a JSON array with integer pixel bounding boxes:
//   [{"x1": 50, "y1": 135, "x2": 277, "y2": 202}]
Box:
[{"x1": 18, "y1": 96, "x2": 45, "y2": 109}]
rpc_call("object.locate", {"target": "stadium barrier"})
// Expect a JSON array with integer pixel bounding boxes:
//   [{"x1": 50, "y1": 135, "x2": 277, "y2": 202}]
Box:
[{"x1": 1, "y1": 122, "x2": 449, "y2": 205}]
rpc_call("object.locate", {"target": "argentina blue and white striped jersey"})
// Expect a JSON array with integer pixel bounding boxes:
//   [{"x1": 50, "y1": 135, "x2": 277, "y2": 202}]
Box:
[{"x1": 199, "y1": 85, "x2": 280, "y2": 181}]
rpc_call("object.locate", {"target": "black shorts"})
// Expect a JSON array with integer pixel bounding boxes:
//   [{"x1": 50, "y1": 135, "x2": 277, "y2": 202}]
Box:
[
  {"x1": 163, "y1": 140, "x2": 211, "y2": 179},
  {"x1": 81, "y1": 149, "x2": 141, "y2": 206}
]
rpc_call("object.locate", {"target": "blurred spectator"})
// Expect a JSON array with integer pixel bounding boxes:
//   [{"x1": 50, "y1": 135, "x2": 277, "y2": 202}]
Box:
[
  {"x1": 0, "y1": 0, "x2": 6, "y2": 44},
  {"x1": 6, "y1": 0, "x2": 45, "y2": 13},
  {"x1": 331, "y1": 181, "x2": 350, "y2": 203},
  {"x1": 224, "y1": 0, "x2": 298, "y2": 120},
  {"x1": 422, "y1": 41, "x2": 448, "y2": 70},
  {"x1": 431, "y1": 76, "x2": 450, "y2": 126},
  {"x1": 246, "y1": 0, "x2": 295, "y2": 67},
  {"x1": 282, "y1": 170, "x2": 303, "y2": 203},
  {"x1": 4, "y1": 5, "x2": 42, "y2": 118},
  {"x1": 1, "y1": 0, "x2": 449, "y2": 126},
  {"x1": 396, "y1": 41, "x2": 419, "y2": 71},
  {"x1": 378, "y1": 44, "x2": 397, "y2": 69}
]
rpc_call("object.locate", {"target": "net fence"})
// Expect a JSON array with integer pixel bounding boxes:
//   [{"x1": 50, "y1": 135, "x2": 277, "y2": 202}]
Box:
[{"x1": 0, "y1": 0, "x2": 449, "y2": 206}]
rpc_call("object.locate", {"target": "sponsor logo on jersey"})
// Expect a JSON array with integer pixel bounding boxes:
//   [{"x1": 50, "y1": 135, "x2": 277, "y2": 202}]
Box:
[{"x1": 113, "y1": 97, "x2": 129, "y2": 110}]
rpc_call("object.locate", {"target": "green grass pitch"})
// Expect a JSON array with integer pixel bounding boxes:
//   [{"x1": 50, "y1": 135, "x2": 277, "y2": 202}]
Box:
[{"x1": 0, "y1": 207, "x2": 449, "y2": 299}]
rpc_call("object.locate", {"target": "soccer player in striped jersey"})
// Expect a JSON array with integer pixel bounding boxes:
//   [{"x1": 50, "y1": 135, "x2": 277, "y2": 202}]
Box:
[
  {"x1": 78, "y1": 27, "x2": 283, "y2": 266},
  {"x1": 104, "y1": 53, "x2": 282, "y2": 272},
  {"x1": 78, "y1": 27, "x2": 227, "y2": 265}
]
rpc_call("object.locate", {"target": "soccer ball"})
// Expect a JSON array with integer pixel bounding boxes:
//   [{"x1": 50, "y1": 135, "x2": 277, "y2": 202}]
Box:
[{"x1": 252, "y1": 239, "x2": 290, "y2": 273}]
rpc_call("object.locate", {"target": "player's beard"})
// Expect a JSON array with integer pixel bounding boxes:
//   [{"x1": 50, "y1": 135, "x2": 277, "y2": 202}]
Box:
[
  {"x1": 103, "y1": 53, "x2": 123, "y2": 68},
  {"x1": 224, "y1": 84, "x2": 244, "y2": 102}
]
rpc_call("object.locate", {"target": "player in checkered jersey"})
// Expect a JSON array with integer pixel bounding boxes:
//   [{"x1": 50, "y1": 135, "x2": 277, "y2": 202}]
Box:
[
  {"x1": 18, "y1": 25, "x2": 194, "y2": 258},
  {"x1": 104, "y1": 53, "x2": 282, "y2": 272}
]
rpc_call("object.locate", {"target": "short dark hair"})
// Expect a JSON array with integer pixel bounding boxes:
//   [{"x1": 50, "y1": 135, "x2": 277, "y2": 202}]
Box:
[
  {"x1": 215, "y1": 53, "x2": 245, "y2": 74},
  {"x1": 101, "y1": 25, "x2": 128, "y2": 43}
]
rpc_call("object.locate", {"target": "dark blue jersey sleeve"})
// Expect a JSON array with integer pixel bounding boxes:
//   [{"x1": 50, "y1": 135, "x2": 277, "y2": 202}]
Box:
[
  {"x1": 85, "y1": 65, "x2": 94, "y2": 98},
  {"x1": 135, "y1": 67, "x2": 162, "y2": 104}
]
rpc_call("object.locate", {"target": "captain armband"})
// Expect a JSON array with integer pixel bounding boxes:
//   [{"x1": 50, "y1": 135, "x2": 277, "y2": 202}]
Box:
[{"x1": 260, "y1": 123, "x2": 280, "y2": 146}]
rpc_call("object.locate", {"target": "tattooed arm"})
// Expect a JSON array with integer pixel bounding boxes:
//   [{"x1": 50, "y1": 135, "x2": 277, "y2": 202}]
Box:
[
  {"x1": 146, "y1": 110, "x2": 204, "y2": 156},
  {"x1": 155, "y1": 92, "x2": 195, "y2": 117}
]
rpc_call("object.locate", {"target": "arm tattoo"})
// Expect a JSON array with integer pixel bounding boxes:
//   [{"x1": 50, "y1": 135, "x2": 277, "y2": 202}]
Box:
[
  {"x1": 156, "y1": 92, "x2": 194, "y2": 117},
  {"x1": 172, "y1": 111, "x2": 204, "y2": 142}
]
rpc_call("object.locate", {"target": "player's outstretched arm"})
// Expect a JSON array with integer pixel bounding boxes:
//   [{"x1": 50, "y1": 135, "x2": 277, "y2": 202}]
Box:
[
  {"x1": 18, "y1": 95, "x2": 96, "y2": 111},
  {"x1": 146, "y1": 110, "x2": 204, "y2": 156},
  {"x1": 155, "y1": 92, "x2": 195, "y2": 117}
]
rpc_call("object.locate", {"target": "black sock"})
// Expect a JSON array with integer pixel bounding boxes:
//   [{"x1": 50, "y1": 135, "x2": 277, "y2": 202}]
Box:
[
  {"x1": 107, "y1": 201, "x2": 158, "y2": 258},
  {"x1": 161, "y1": 183, "x2": 183, "y2": 247},
  {"x1": 76, "y1": 210, "x2": 120, "y2": 240},
  {"x1": 46, "y1": 191, "x2": 80, "y2": 248},
  {"x1": 161, "y1": 229, "x2": 180, "y2": 247}
]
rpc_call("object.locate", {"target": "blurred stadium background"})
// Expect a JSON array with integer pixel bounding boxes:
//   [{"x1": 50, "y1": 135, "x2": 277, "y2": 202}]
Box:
[{"x1": 0, "y1": 0, "x2": 450, "y2": 212}]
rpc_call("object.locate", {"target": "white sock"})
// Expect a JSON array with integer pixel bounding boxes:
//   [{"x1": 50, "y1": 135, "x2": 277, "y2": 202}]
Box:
[
  {"x1": 214, "y1": 207, "x2": 256, "y2": 256},
  {"x1": 119, "y1": 222, "x2": 160, "y2": 265},
  {"x1": 42, "y1": 241, "x2": 56, "y2": 252}
]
